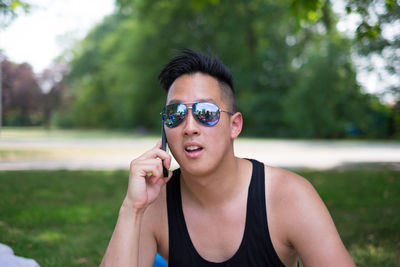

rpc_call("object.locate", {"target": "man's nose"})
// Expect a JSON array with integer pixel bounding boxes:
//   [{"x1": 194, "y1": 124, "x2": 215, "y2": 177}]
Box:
[{"x1": 183, "y1": 108, "x2": 199, "y2": 136}]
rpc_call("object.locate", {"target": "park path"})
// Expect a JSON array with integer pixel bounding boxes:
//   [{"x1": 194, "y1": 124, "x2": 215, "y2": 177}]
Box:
[{"x1": 1, "y1": 137, "x2": 400, "y2": 170}]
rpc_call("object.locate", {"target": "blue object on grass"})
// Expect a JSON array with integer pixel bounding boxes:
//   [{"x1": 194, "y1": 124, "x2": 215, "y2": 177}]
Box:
[{"x1": 153, "y1": 253, "x2": 167, "y2": 267}]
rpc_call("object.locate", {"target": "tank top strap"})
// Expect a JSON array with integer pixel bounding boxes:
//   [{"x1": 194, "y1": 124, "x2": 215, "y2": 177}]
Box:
[
  {"x1": 245, "y1": 159, "x2": 285, "y2": 266},
  {"x1": 166, "y1": 168, "x2": 193, "y2": 265},
  {"x1": 246, "y1": 158, "x2": 267, "y2": 227}
]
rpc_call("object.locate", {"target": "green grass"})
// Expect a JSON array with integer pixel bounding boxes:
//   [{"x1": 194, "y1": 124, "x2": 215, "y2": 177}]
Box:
[
  {"x1": 0, "y1": 170, "x2": 127, "y2": 266},
  {"x1": 299, "y1": 169, "x2": 400, "y2": 267},
  {"x1": 0, "y1": 169, "x2": 399, "y2": 266}
]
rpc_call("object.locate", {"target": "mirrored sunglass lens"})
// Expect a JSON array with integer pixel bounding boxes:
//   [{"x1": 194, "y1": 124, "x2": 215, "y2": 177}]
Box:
[
  {"x1": 162, "y1": 104, "x2": 186, "y2": 127},
  {"x1": 193, "y1": 102, "x2": 220, "y2": 126}
]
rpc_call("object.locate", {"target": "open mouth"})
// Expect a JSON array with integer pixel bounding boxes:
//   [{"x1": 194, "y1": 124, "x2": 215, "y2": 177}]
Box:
[
  {"x1": 184, "y1": 145, "x2": 204, "y2": 158},
  {"x1": 185, "y1": 146, "x2": 203, "y2": 152}
]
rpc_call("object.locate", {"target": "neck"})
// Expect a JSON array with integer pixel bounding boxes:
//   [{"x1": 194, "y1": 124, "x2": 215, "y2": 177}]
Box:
[{"x1": 180, "y1": 156, "x2": 249, "y2": 208}]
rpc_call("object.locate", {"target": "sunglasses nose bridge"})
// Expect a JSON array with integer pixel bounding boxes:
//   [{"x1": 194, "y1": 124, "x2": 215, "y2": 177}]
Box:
[
  {"x1": 185, "y1": 105, "x2": 196, "y2": 121},
  {"x1": 185, "y1": 106, "x2": 196, "y2": 122},
  {"x1": 182, "y1": 105, "x2": 200, "y2": 133}
]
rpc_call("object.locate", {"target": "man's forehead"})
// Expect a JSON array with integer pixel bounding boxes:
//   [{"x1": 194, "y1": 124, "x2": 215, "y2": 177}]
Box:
[
  {"x1": 166, "y1": 73, "x2": 223, "y2": 104},
  {"x1": 167, "y1": 98, "x2": 218, "y2": 105}
]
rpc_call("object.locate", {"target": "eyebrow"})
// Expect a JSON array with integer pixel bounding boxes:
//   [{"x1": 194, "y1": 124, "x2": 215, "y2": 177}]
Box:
[{"x1": 167, "y1": 98, "x2": 217, "y2": 105}]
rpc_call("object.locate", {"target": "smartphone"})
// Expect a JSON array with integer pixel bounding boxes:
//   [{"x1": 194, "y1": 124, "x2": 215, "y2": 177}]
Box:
[{"x1": 161, "y1": 124, "x2": 169, "y2": 177}]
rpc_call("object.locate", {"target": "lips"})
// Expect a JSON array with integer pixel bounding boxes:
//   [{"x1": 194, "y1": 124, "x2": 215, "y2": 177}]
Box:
[
  {"x1": 185, "y1": 145, "x2": 201, "y2": 151},
  {"x1": 184, "y1": 142, "x2": 203, "y2": 158}
]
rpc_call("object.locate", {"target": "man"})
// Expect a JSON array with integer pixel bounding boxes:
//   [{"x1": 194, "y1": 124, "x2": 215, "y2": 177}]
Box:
[{"x1": 100, "y1": 49, "x2": 355, "y2": 267}]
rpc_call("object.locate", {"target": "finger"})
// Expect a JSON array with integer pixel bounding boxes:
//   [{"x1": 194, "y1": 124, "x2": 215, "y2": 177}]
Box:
[
  {"x1": 131, "y1": 159, "x2": 163, "y2": 178},
  {"x1": 162, "y1": 154, "x2": 172, "y2": 170},
  {"x1": 148, "y1": 165, "x2": 172, "y2": 185},
  {"x1": 146, "y1": 151, "x2": 172, "y2": 172},
  {"x1": 154, "y1": 139, "x2": 162, "y2": 149},
  {"x1": 155, "y1": 173, "x2": 169, "y2": 186},
  {"x1": 139, "y1": 153, "x2": 172, "y2": 178},
  {"x1": 153, "y1": 169, "x2": 173, "y2": 185},
  {"x1": 144, "y1": 165, "x2": 162, "y2": 180},
  {"x1": 138, "y1": 145, "x2": 169, "y2": 161},
  {"x1": 133, "y1": 155, "x2": 172, "y2": 169},
  {"x1": 164, "y1": 170, "x2": 173, "y2": 183},
  {"x1": 132, "y1": 157, "x2": 168, "y2": 177}
]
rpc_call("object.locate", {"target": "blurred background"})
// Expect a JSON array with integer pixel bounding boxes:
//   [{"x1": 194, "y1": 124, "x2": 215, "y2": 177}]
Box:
[
  {"x1": 0, "y1": 0, "x2": 399, "y2": 138},
  {"x1": 0, "y1": 0, "x2": 400, "y2": 266}
]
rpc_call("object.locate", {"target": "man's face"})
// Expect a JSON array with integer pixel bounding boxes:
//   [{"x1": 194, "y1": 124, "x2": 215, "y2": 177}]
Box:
[{"x1": 165, "y1": 72, "x2": 236, "y2": 176}]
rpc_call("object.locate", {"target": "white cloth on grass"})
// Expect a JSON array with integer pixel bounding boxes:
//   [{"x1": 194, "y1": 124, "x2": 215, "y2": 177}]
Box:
[{"x1": 0, "y1": 243, "x2": 40, "y2": 267}]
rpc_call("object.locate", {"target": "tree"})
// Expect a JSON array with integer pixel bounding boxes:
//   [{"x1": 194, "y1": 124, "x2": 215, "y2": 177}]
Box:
[
  {"x1": 63, "y1": 0, "x2": 386, "y2": 138},
  {"x1": 37, "y1": 63, "x2": 68, "y2": 128},
  {"x1": 347, "y1": 0, "x2": 400, "y2": 101},
  {"x1": 1, "y1": 58, "x2": 43, "y2": 125},
  {"x1": 66, "y1": 0, "x2": 302, "y2": 133},
  {"x1": 66, "y1": 14, "x2": 136, "y2": 128},
  {"x1": 0, "y1": 0, "x2": 30, "y2": 28},
  {"x1": 283, "y1": 38, "x2": 374, "y2": 138},
  {"x1": 291, "y1": 0, "x2": 400, "y2": 101}
]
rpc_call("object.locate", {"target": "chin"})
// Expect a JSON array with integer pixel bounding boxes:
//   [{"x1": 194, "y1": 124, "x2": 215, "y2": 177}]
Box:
[
  {"x1": 180, "y1": 157, "x2": 223, "y2": 178},
  {"x1": 171, "y1": 145, "x2": 229, "y2": 176},
  {"x1": 178, "y1": 158, "x2": 205, "y2": 174}
]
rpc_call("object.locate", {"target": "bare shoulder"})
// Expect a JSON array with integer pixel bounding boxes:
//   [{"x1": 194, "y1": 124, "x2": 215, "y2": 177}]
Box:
[
  {"x1": 265, "y1": 164, "x2": 333, "y2": 238},
  {"x1": 265, "y1": 165, "x2": 319, "y2": 208},
  {"x1": 264, "y1": 165, "x2": 355, "y2": 267}
]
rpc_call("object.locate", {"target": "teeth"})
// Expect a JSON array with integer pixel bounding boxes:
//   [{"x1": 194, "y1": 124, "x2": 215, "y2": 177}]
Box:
[{"x1": 186, "y1": 146, "x2": 200, "y2": 151}]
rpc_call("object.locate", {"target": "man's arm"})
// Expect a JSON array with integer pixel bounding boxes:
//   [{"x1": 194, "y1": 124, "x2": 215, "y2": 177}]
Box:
[
  {"x1": 100, "y1": 141, "x2": 172, "y2": 267},
  {"x1": 100, "y1": 201, "x2": 149, "y2": 267},
  {"x1": 269, "y1": 168, "x2": 355, "y2": 267}
]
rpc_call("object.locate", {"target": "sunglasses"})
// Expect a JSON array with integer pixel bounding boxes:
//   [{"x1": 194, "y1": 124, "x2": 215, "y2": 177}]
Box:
[{"x1": 161, "y1": 102, "x2": 233, "y2": 128}]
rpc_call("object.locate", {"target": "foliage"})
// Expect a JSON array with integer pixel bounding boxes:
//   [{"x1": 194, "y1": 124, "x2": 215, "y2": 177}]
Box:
[
  {"x1": 388, "y1": 101, "x2": 400, "y2": 138},
  {"x1": 346, "y1": 0, "x2": 400, "y2": 101},
  {"x1": 20, "y1": 0, "x2": 395, "y2": 138},
  {"x1": 295, "y1": 0, "x2": 400, "y2": 101},
  {"x1": 283, "y1": 37, "x2": 379, "y2": 138},
  {"x1": 66, "y1": 14, "x2": 138, "y2": 128},
  {"x1": 0, "y1": 59, "x2": 66, "y2": 127},
  {"x1": 36, "y1": 64, "x2": 69, "y2": 128},
  {"x1": 0, "y1": 0, "x2": 30, "y2": 27},
  {"x1": 1, "y1": 59, "x2": 42, "y2": 126},
  {"x1": 1, "y1": 0, "x2": 398, "y2": 137},
  {"x1": 0, "y1": 169, "x2": 399, "y2": 266},
  {"x1": 65, "y1": 0, "x2": 365, "y2": 137},
  {"x1": 290, "y1": 0, "x2": 325, "y2": 24}
]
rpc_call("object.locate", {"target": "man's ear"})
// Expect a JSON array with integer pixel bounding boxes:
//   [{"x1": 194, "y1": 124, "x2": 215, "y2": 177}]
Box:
[{"x1": 230, "y1": 112, "x2": 243, "y2": 140}]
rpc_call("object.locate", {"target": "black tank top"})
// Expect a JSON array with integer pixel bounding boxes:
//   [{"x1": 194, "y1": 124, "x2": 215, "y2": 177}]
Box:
[{"x1": 166, "y1": 159, "x2": 285, "y2": 267}]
